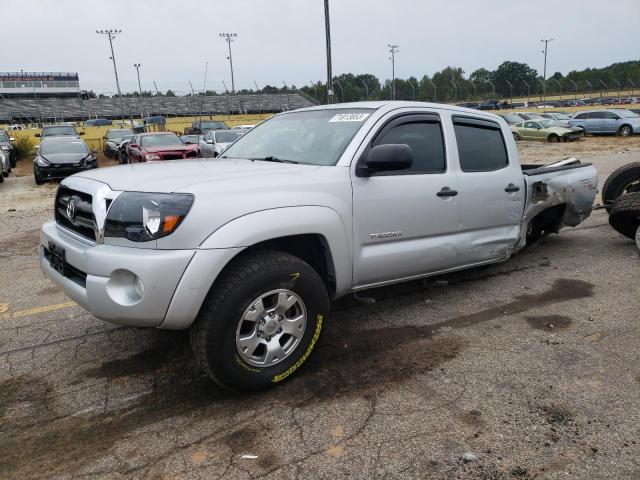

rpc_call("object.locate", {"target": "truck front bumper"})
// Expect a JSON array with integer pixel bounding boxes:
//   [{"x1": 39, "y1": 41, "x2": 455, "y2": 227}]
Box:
[
  {"x1": 39, "y1": 221, "x2": 243, "y2": 329},
  {"x1": 39, "y1": 220, "x2": 198, "y2": 328}
]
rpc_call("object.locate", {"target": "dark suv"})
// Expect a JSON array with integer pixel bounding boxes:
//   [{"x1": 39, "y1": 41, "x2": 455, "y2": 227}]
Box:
[{"x1": 184, "y1": 119, "x2": 229, "y2": 135}]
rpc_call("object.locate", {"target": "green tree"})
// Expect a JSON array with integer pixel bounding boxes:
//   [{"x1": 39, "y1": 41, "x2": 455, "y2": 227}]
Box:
[{"x1": 491, "y1": 61, "x2": 538, "y2": 97}]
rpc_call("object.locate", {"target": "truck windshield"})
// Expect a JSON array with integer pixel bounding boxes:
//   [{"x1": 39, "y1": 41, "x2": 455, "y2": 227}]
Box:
[
  {"x1": 221, "y1": 109, "x2": 374, "y2": 166},
  {"x1": 199, "y1": 121, "x2": 228, "y2": 129}
]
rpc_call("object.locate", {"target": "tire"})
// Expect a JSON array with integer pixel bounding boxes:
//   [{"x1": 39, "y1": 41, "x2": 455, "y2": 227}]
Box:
[
  {"x1": 9, "y1": 153, "x2": 16, "y2": 168},
  {"x1": 190, "y1": 250, "x2": 329, "y2": 391},
  {"x1": 34, "y1": 165, "x2": 44, "y2": 185},
  {"x1": 0, "y1": 170, "x2": 3, "y2": 183},
  {"x1": 617, "y1": 124, "x2": 633, "y2": 137},
  {"x1": 512, "y1": 132, "x2": 521, "y2": 141},
  {"x1": 608, "y1": 192, "x2": 640, "y2": 240},
  {"x1": 548, "y1": 134, "x2": 559, "y2": 143},
  {"x1": 601, "y1": 162, "x2": 640, "y2": 213}
]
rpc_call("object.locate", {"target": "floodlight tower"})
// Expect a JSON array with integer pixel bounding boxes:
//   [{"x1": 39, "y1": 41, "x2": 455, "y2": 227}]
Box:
[
  {"x1": 219, "y1": 33, "x2": 238, "y2": 93},
  {"x1": 540, "y1": 38, "x2": 554, "y2": 102},
  {"x1": 388, "y1": 44, "x2": 399, "y2": 100},
  {"x1": 97, "y1": 29, "x2": 124, "y2": 119},
  {"x1": 133, "y1": 63, "x2": 142, "y2": 94}
]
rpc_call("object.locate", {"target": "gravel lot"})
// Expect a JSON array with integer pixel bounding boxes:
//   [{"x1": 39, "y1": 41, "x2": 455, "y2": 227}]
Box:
[{"x1": 1, "y1": 138, "x2": 639, "y2": 479}]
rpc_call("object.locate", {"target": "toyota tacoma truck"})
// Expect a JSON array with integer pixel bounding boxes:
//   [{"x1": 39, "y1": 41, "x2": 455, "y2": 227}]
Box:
[{"x1": 39, "y1": 102, "x2": 598, "y2": 391}]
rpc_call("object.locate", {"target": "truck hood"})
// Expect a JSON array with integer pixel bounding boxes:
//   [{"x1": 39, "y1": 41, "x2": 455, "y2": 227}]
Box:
[{"x1": 72, "y1": 158, "x2": 322, "y2": 192}]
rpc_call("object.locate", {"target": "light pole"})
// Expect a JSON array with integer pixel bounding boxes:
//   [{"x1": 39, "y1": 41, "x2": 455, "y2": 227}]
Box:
[
  {"x1": 219, "y1": 33, "x2": 237, "y2": 93},
  {"x1": 133, "y1": 63, "x2": 142, "y2": 95},
  {"x1": 96, "y1": 29, "x2": 124, "y2": 120},
  {"x1": 540, "y1": 38, "x2": 553, "y2": 102},
  {"x1": 360, "y1": 79, "x2": 369, "y2": 100},
  {"x1": 388, "y1": 44, "x2": 399, "y2": 100},
  {"x1": 324, "y1": 0, "x2": 333, "y2": 104}
]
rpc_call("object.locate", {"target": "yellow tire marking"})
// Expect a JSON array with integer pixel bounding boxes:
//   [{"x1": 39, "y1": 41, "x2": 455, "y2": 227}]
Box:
[
  {"x1": 2, "y1": 301, "x2": 77, "y2": 320},
  {"x1": 272, "y1": 314, "x2": 323, "y2": 383}
]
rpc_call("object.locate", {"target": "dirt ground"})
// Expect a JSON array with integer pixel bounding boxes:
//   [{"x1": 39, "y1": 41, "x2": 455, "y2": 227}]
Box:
[{"x1": 0, "y1": 138, "x2": 639, "y2": 479}]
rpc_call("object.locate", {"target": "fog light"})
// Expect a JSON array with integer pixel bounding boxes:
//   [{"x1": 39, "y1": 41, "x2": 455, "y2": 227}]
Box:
[{"x1": 134, "y1": 276, "x2": 144, "y2": 298}]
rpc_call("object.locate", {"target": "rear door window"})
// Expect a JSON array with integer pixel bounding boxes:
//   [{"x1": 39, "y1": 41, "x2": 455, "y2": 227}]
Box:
[
  {"x1": 453, "y1": 117, "x2": 509, "y2": 172},
  {"x1": 588, "y1": 112, "x2": 605, "y2": 119}
]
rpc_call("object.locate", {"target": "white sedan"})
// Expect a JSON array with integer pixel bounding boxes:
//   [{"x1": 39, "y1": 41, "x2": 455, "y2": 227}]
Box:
[{"x1": 198, "y1": 130, "x2": 244, "y2": 158}]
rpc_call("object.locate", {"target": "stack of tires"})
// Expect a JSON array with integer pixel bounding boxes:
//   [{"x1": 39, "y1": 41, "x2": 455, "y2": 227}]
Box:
[{"x1": 602, "y1": 163, "x2": 640, "y2": 251}]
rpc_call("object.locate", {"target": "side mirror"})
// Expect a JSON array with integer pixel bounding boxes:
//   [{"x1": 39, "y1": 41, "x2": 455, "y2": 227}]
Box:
[
  {"x1": 358, "y1": 144, "x2": 413, "y2": 177},
  {"x1": 206, "y1": 140, "x2": 214, "y2": 144},
  {"x1": 35, "y1": 133, "x2": 41, "y2": 138}
]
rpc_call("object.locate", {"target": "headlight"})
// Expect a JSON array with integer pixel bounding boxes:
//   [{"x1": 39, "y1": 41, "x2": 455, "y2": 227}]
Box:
[
  {"x1": 36, "y1": 157, "x2": 49, "y2": 166},
  {"x1": 146, "y1": 154, "x2": 161, "y2": 161},
  {"x1": 104, "y1": 192, "x2": 194, "y2": 242},
  {"x1": 1, "y1": 145, "x2": 10, "y2": 151}
]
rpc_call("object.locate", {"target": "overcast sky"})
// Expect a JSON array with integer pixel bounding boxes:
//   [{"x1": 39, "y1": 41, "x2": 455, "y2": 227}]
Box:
[{"x1": 1, "y1": 0, "x2": 638, "y2": 94}]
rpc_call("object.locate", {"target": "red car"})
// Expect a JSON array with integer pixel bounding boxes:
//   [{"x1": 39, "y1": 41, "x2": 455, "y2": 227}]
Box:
[{"x1": 126, "y1": 132, "x2": 198, "y2": 163}]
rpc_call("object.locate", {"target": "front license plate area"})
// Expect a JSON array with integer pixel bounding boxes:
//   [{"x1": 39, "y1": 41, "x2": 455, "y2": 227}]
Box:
[{"x1": 48, "y1": 241, "x2": 67, "y2": 276}]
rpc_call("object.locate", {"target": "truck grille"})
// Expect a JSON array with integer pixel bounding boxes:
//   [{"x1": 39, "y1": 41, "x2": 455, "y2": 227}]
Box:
[{"x1": 55, "y1": 186, "x2": 96, "y2": 241}]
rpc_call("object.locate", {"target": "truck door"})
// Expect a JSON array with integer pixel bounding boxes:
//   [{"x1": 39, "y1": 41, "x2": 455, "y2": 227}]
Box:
[
  {"x1": 351, "y1": 113, "x2": 462, "y2": 287},
  {"x1": 451, "y1": 116, "x2": 526, "y2": 264}
]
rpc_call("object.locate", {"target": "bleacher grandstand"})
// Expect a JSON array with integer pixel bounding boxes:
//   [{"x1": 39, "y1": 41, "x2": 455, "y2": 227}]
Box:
[
  {"x1": 0, "y1": 72, "x2": 85, "y2": 99},
  {"x1": 0, "y1": 92, "x2": 318, "y2": 123}
]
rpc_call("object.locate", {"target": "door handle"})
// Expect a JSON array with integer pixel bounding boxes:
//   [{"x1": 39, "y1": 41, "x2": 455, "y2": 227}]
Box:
[
  {"x1": 437, "y1": 187, "x2": 458, "y2": 197},
  {"x1": 505, "y1": 183, "x2": 520, "y2": 193}
]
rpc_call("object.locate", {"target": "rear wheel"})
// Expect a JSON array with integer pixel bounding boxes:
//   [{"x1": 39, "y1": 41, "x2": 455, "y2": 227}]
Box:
[
  {"x1": 609, "y1": 192, "x2": 640, "y2": 240},
  {"x1": 617, "y1": 124, "x2": 633, "y2": 137},
  {"x1": 190, "y1": 250, "x2": 329, "y2": 391},
  {"x1": 601, "y1": 162, "x2": 640, "y2": 213},
  {"x1": 512, "y1": 132, "x2": 521, "y2": 141}
]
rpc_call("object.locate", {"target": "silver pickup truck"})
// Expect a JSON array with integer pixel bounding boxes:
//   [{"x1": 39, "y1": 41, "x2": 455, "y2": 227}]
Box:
[{"x1": 39, "y1": 102, "x2": 598, "y2": 391}]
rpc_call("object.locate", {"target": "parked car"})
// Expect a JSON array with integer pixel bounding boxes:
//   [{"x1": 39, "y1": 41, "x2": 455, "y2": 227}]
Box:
[
  {"x1": 36, "y1": 125, "x2": 83, "y2": 139},
  {"x1": 568, "y1": 109, "x2": 640, "y2": 136},
  {"x1": 0, "y1": 150, "x2": 10, "y2": 182},
  {"x1": 0, "y1": 130, "x2": 17, "y2": 167},
  {"x1": 516, "y1": 112, "x2": 545, "y2": 121},
  {"x1": 498, "y1": 114, "x2": 523, "y2": 125},
  {"x1": 103, "y1": 128, "x2": 134, "y2": 158},
  {"x1": 33, "y1": 137, "x2": 97, "y2": 185},
  {"x1": 538, "y1": 112, "x2": 576, "y2": 128},
  {"x1": 180, "y1": 134, "x2": 202, "y2": 145},
  {"x1": 126, "y1": 132, "x2": 198, "y2": 163},
  {"x1": 39, "y1": 102, "x2": 598, "y2": 391},
  {"x1": 511, "y1": 119, "x2": 583, "y2": 142},
  {"x1": 114, "y1": 134, "x2": 135, "y2": 164},
  {"x1": 184, "y1": 119, "x2": 229, "y2": 135},
  {"x1": 85, "y1": 118, "x2": 112, "y2": 127},
  {"x1": 198, "y1": 130, "x2": 244, "y2": 158},
  {"x1": 477, "y1": 100, "x2": 501, "y2": 110}
]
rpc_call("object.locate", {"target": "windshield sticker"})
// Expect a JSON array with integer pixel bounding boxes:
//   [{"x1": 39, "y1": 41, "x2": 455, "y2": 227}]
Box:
[{"x1": 329, "y1": 113, "x2": 370, "y2": 122}]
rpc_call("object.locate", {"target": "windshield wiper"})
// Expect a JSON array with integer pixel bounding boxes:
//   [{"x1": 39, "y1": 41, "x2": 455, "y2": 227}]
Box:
[{"x1": 250, "y1": 156, "x2": 298, "y2": 164}]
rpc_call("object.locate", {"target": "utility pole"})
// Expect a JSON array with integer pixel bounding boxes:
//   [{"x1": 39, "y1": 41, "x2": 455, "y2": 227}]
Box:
[
  {"x1": 388, "y1": 44, "x2": 399, "y2": 100},
  {"x1": 540, "y1": 38, "x2": 553, "y2": 102},
  {"x1": 96, "y1": 29, "x2": 124, "y2": 121},
  {"x1": 334, "y1": 78, "x2": 344, "y2": 103},
  {"x1": 219, "y1": 33, "x2": 237, "y2": 93},
  {"x1": 133, "y1": 63, "x2": 142, "y2": 95},
  {"x1": 324, "y1": 0, "x2": 333, "y2": 104}
]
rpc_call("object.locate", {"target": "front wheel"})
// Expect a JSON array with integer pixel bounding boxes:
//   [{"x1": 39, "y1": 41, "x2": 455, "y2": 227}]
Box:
[
  {"x1": 190, "y1": 250, "x2": 329, "y2": 391},
  {"x1": 618, "y1": 125, "x2": 633, "y2": 137},
  {"x1": 548, "y1": 134, "x2": 559, "y2": 143},
  {"x1": 34, "y1": 165, "x2": 44, "y2": 185},
  {"x1": 512, "y1": 132, "x2": 521, "y2": 141}
]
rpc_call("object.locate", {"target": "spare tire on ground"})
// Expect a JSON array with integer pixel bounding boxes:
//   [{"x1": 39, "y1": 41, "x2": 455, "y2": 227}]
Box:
[
  {"x1": 601, "y1": 162, "x2": 640, "y2": 213},
  {"x1": 608, "y1": 192, "x2": 640, "y2": 240}
]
